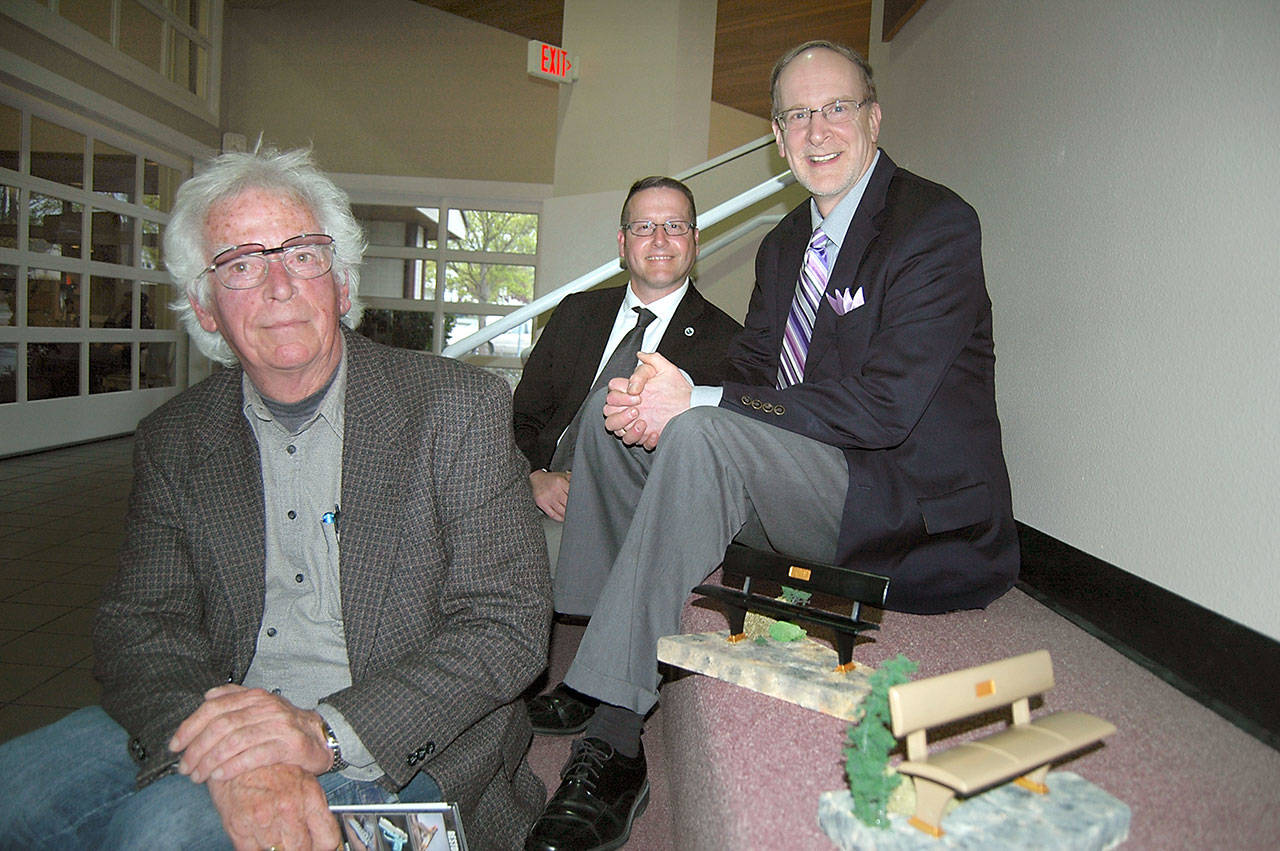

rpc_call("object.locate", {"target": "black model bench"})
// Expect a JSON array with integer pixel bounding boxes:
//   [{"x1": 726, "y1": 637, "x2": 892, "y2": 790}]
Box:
[{"x1": 692, "y1": 542, "x2": 890, "y2": 672}]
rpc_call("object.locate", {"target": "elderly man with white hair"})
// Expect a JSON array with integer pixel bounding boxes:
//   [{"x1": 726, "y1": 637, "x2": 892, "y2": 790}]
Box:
[{"x1": 0, "y1": 147, "x2": 551, "y2": 851}]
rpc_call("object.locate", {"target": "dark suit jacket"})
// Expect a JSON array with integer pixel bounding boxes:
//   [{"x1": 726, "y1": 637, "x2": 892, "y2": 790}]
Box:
[
  {"x1": 94, "y1": 329, "x2": 552, "y2": 850},
  {"x1": 513, "y1": 282, "x2": 741, "y2": 470},
  {"x1": 721, "y1": 152, "x2": 1019, "y2": 613}
]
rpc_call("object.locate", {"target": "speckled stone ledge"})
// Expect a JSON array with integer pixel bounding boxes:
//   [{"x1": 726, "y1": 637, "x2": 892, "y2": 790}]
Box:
[
  {"x1": 817, "y1": 771, "x2": 1131, "y2": 850},
  {"x1": 656, "y1": 630, "x2": 873, "y2": 720}
]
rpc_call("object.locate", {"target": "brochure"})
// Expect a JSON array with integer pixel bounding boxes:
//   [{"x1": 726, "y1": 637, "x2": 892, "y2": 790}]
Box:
[{"x1": 331, "y1": 801, "x2": 467, "y2": 851}]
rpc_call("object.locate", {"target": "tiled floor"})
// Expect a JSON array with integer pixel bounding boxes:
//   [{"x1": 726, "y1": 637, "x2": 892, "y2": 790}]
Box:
[{"x1": 0, "y1": 436, "x2": 133, "y2": 744}]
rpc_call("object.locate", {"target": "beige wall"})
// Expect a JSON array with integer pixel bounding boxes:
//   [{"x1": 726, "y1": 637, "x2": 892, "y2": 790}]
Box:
[
  {"x1": 708, "y1": 101, "x2": 770, "y2": 159},
  {"x1": 552, "y1": 0, "x2": 717, "y2": 196},
  {"x1": 869, "y1": 0, "x2": 1280, "y2": 640},
  {"x1": 221, "y1": 0, "x2": 558, "y2": 181}
]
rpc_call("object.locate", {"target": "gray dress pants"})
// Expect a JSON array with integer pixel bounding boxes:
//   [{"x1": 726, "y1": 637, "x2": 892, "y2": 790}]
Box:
[{"x1": 555, "y1": 390, "x2": 848, "y2": 715}]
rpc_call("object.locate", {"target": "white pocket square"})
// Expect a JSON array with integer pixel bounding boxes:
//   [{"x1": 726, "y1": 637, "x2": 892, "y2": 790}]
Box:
[{"x1": 826, "y1": 286, "x2": 865, "y2": 315}]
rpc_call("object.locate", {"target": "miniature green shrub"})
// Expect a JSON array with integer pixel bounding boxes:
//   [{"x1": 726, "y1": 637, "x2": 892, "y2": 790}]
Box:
[{"x1": 845, "y1": 654, "x2": 918, "y2": 828}]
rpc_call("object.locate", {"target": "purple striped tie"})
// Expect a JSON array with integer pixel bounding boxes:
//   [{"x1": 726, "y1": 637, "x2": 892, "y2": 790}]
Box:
[{"x1": 777, "y1": 228, "x2": 831, "y2": 388}]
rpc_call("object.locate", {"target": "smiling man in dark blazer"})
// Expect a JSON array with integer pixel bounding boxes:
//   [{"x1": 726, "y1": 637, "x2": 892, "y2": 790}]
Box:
[
  {"x1": 525, "y1": 42, "x2": 1018, "y2": 851},
  {"x1": 0, "y1": 148, "x2": 551, "y2": 851},
  {"x1": 512, "y1": 176, "x2": 740, "y2": 535}
]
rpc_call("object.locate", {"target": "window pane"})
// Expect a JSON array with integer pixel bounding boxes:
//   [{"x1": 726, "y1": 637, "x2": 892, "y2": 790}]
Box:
[
  {"x1": 444, "y1": 262, "x2": 534, "y2": 306},
  {"x1": 355, "y1": 205, "x2": 439, "y2": 250},
  {"x1": 140, "y1": 283, "x2": 176, "y2": 330},
  {"x1": 91, "y1": 210, "x2": 135, "y2": 265},
  {"x1": 28, "y1": 269, "x2": 80, "y2": 327},
  {"x1": 58, "y1": 0, "x2": 113, "y2": 43},
  {"x1": 31, "y1": 117, "x2": 85, "y2": 188},
  {"x1": 0, "y1": 264, "x2": 15, "y2": 326},
  {"x1": 0, "y1": 185, "x2": 17, "y2": 249},
  {"x1": 361, "y1": 257, "x2": 436, "y2": 300},
  {"x1": 169, "y1": 0, "x2": 211, "y2": 37},
  {"x1": 0, "y1": 343, "x2": 14, "y2": 403},
  {"x1": 0, "y1": 103, "x2": 19, "y2": 172},
  {"x1": 91, "y1": 276, "x2": 132, "y2": 328},
  {"x1": 355, "y1": 308, "x2": 449, "y2": 353},
  {"x1": 141, "y1": 341, "x2": 175, "y2": 387},
  {"x1": 29, "y1": 194, "x2": 84, "y2": 257},
  {"x1": 94, "y1": 139, "x2": 136, "y2": 202},
  {"x1": 167, "y1": 32, "x2": 207, "y2": 98},
  {"x1": 120, "y1": 0, "x2": 163, "y2": 72},
  {"x1": 447, "y1": 314, "x2": 532, "y2": 360},
  {"x1": 28, "y1": 342, "x2": 79, "y2": 400},
  {"x1": 144, "y1": 160, "x2": 183, "y2": 213},
  {"x1": 141, "y1": 219, "x2": 163, "y2": 269},
  {"x1": 90, "y1": 342, "x2": 131, "y2": 393},
  {"x1": 446, "y1": 210, "x2": 538, "y2": 254}
]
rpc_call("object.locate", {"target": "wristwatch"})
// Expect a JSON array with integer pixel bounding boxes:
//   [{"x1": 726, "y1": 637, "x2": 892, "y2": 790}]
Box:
[{"x1": 321, "y1": 719, "x2": 349, "y2": 772}]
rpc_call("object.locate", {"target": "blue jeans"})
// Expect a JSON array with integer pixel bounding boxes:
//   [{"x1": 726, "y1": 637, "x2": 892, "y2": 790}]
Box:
[{"x1": 0, "y1": 706, "x2": 441, "y2": 850}]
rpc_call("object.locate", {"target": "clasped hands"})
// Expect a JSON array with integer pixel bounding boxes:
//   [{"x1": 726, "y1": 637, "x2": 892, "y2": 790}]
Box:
[
  {"x1": 168, "y1": 684, "x2": 342, "y2": 851},
  {"x1": 602, "y1": 351, "x2": 692, "y2": 450}
]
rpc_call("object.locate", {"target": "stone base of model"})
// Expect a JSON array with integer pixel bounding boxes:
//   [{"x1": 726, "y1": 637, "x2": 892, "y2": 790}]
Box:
[
  {"x1": 656, "y1": 629, "x2": 873, "y2": 720},
  {"x1": 817, "y1": 771, "x2": 1131, "y2": 850}
]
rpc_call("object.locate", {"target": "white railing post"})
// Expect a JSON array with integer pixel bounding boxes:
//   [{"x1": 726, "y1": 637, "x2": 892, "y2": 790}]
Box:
[{"x1": 442, "y1": 169, "x2": 794, "y2": 359}]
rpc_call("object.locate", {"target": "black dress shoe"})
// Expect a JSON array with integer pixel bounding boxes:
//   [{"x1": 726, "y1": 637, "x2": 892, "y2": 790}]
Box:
[
  {"x1": 528, "y1": 684, "x2": 598, "y2": 735},
  {"x1": 525, "y1": 737, "x2": 649, "y2": 851}
]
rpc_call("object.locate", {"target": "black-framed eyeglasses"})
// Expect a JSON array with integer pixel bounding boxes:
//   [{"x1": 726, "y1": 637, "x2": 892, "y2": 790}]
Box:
[
  {"x1": 621, "y1": 220, "x2": 695, "y2": 237},
  {"x1": 773, "y1": 98, "x2": 871, "y2": 130},
  {"x1": 203, "y1": 234, "x2": 335, "y2": 290}
]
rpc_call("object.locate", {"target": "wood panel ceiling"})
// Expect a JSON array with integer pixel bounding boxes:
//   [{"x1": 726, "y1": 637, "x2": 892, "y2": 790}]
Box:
[{"x1": 412, "y1": 1, "x2": 872, "y2": 119}]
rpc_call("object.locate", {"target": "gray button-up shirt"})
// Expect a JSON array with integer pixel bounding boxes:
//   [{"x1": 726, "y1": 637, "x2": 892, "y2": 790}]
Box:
[{"x1": 240, "y1": 347, "x2": 380, "y2": 779}]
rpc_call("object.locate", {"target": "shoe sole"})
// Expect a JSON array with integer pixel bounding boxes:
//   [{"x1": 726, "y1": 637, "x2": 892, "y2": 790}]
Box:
[
  {"x1": 595, "y1": 779, "x2": 650, "y2": 851},
  {"x1": 530, "y1": 718, "x2": 591, "y2": 735}
]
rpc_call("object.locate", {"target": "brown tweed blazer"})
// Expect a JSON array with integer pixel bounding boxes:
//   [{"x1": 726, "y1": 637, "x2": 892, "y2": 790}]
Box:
[{"x1": 94, "y1": 328, "x2": 552, "y2": 849}]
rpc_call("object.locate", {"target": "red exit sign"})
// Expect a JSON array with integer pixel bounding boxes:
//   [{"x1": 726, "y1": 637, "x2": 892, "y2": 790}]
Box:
[{"x1": 527, "y1": 40, "x2": 579, "y2": 84}]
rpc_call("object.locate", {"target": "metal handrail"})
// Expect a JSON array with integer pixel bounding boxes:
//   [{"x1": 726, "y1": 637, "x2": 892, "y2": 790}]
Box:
[{"x1": 442, "y1": 164, "x2": 795, "y2": 359}]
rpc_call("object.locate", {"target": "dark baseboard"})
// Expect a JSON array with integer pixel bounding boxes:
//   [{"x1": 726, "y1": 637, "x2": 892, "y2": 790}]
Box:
[{"x1": 1016, "y1": 522, "x2": 1279, "y2": 751}]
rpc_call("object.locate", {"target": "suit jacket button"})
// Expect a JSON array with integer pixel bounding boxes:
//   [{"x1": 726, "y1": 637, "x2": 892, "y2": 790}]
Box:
[
  {"x1": 774, "y1": 405, "x2": 785, "y2": 415},
  {"x1": 751, "y1": 399, "x2": 762, "y2": 409},
  {"x1": 129, "y1": 737, "x2": 147, "y2": 761},
  {"x1": 762, "y1": 402, "x2": 773, "y2": 412},
  {"x1": 425, "y1": 742, "x2": 435, "y2": 755},
  {"x1": 407, "y1": 753, "x2": 419, "y2": 766},
  {"x1": 740, "y1": 395, "x2": 751, "y2": 406}
]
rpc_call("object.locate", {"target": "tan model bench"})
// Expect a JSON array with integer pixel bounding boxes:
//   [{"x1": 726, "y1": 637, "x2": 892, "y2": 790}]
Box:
[{"x1": 888, "y1": 649, "x2": 1116, "y2": 838}]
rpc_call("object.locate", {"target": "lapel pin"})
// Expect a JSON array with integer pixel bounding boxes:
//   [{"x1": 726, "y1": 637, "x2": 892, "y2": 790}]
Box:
[{"x1": 684, "y1": 326, "x2": 694, "y2": 336}]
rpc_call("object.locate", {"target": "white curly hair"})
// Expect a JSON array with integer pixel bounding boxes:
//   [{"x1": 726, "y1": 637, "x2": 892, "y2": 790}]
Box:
[{"x1": 164, "y1": 146, "x2": 366, "y2": 365}]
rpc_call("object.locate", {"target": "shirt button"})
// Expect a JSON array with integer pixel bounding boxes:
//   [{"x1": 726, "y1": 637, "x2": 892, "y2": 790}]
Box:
[
  {"x1": 287, "y1": 444, "x2": 296, "y2": 454},
  {"x1": 287, "y1": 510, "x2": 296, "y2": 520},
  {"x1": 295, "y1": 573, "x2": 304, "y2": 583},
  {"x1": 266, "y1": 627, "x2": 277, "y2": 637}
]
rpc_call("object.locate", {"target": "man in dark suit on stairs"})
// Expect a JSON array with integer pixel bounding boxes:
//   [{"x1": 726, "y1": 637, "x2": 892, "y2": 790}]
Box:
[{"x1": 512, "y1": 176, "x2": 741, "y2": 560}]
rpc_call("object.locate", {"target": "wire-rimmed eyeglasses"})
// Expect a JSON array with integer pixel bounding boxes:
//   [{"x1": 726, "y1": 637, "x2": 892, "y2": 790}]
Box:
[
  {"x1": 621, "y1": 220, "x2": 695, "y2": 237},
  {"x1": 203, "y1": 234, "x2": 335, "y2": 290},
  {"x1": 773, "y1": 98, "x2": 871, "y2": 130}
]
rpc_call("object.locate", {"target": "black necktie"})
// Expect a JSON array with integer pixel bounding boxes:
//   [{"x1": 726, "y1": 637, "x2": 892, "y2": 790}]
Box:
[{"x1": 549, "y1": 306, "x2": 657, "y2": 471}]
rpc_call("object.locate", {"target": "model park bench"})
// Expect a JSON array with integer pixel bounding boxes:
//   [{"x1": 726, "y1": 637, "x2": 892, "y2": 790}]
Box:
[
  {"x1": 888, "y1": 649, "x2": 1116, "y2": 838},
  {"x1": 692, "y1": 542, "x2": 890, "y2": 672}
]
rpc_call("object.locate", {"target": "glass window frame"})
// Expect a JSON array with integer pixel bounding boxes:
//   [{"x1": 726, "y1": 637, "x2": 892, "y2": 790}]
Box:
[
  {"x1": 0, "y1": 96, "x2": 189, "y2": 406},
  {"x1": 349, "y1": 191, "x2": 542, "y2": 365},
  {"x1": 4, "y1": 0, "x2": 223, "y2": 123}
]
